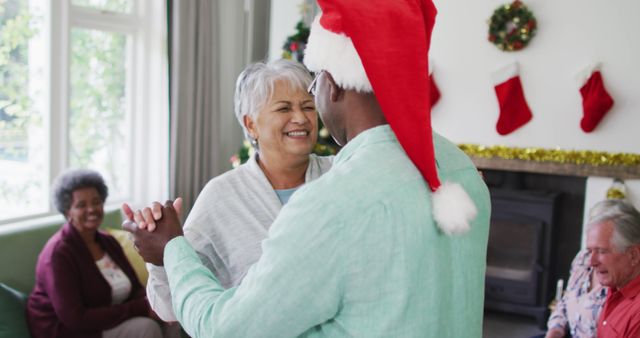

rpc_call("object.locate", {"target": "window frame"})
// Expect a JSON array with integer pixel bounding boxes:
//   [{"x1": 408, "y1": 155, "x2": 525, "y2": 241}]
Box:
[{"x1": 1, "y1": 0, "x2": 168, "y2": 227}]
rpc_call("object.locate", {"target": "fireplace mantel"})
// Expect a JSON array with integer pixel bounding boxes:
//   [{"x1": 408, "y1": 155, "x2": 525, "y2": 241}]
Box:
[
  {"x1": 458, "y1": 144, "x2": 640, "y2": 179},
  {"x1": 470, "y1": 156, "x2": 640, "y2": 179}
]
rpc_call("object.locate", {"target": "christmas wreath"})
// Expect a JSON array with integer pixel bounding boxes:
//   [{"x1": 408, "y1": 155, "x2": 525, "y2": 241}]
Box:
[{"x1": 488, "y1": 0, "x2": 537, "y2": 51}]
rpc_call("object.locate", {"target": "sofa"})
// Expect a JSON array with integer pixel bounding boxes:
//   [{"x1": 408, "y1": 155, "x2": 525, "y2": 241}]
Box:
[
  {"x1": 0, "y1": 282, "x2": 30, "y2": 338},
  {"x1": 0, "y1": 210, "x2": 148, "y2": 338}
]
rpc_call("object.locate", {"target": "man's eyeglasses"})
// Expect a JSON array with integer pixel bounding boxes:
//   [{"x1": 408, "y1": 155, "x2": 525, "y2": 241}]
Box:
[{"x1": 307, "y1": 70, "x2": 324, "y2": 96}]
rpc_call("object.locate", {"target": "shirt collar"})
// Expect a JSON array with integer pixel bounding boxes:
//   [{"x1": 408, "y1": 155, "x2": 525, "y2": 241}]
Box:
[
  {"x1": 618, "y1": 273, "x2": 640, "y2": 299},
  {"x1": 334, "y1": 124, "x2": 395, "y2": 165}
]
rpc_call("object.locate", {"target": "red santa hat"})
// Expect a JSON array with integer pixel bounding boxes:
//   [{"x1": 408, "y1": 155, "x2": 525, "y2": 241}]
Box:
[{"x1": 304, "y1": 0, "x2": 477, "y2": 235}]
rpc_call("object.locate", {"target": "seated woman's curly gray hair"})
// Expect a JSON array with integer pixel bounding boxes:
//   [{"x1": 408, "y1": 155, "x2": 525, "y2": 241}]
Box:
[
  {"x1": 233, "y1": 59, "x2": 313, "y2": 149},
  {"x1": 52, "y1": 169, "x2": 108, "y2": 215}
]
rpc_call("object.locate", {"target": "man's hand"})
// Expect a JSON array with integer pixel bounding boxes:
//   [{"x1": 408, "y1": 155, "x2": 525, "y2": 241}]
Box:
[
  {"x1": 544, "y1": 328, "x2": 565, "y2": 338},
  {"x1": 122, "y1": 200, "x2": 184, "y2": 266}
]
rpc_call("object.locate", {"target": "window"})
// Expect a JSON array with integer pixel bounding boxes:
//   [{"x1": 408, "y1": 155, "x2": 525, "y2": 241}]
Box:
[
  {"x1": 0, "y1": 0, "x2": 48, "y2": 220},
  {"x1": 0, "y1": 0, "x2": 168, "y2": 225},
  {"x1": 69, "y1": 26, "x2": 130, "y2": 201},
  {"x1": 71, "y1": 0, "x2": 133, "y2": 13}
]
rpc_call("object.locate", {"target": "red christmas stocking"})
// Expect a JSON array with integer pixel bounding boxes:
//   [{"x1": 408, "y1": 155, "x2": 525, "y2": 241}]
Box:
[
  {"x1": 429, "y1": 72, "x2": 441, "y2": 107},
  {"x1": 492, "y1": 62, "x2": 532, "y2": 135},
  {"x1": 577, "y1": 64, "x2": 614, "y2": 133}
]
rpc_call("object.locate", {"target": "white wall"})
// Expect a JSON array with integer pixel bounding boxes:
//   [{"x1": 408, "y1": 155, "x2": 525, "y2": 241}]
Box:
[
  {"x1": 268, "y1": 0, "x2": 640, "y2": 153},
  {"x1": 430, "y1": 0, "x2": 640, "y2": 154},
  {"x1": 267, "y1": 0, "x2": 640, "y2": 239},
  {"x1": 429, "y1": 0, "x2": 640, "y2": 241},
  {"x1": 581, "y1": 177, "x2": 640, "y2": 247}
]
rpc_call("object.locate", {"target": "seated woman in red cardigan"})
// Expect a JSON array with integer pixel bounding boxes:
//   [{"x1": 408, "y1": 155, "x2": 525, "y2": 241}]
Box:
[{"x1": 26, "y1": 169, "x2": 177, "y2": 338}]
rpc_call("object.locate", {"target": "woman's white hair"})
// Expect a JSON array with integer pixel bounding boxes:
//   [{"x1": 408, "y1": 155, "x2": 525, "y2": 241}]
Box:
[
  {"x1": 233, "y1": 59, "x2": 313, "y2": 148},
  {"x1": 587, "y1": 199, "x2": 640, "y2": 251}
]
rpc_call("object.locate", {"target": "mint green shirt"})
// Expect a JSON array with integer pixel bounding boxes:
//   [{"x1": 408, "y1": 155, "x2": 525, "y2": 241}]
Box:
[{"x1": 165, "y1": 125, "x2": 490, "y2": 338}]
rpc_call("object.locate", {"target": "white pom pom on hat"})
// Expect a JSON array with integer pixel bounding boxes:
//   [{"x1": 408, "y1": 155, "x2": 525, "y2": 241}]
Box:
[{"x1": 432, "y1": 182, "x2": 478, "y2": 235}]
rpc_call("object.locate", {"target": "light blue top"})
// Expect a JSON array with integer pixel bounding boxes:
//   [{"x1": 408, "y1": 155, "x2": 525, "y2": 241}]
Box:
[
  {"x1": 275, "y1": 187, "x2": 299, "y2": 205},
  {"x1": 165, "y1": 125, "x2": 491, "y2": 338}
]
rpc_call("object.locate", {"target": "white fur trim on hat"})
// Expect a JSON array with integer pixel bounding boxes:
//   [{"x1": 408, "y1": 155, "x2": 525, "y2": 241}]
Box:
[
  {"x1": 432, "y1": 181, "x2": 477, "y2": 235},
  {"x1": 304, "y1": 16, "x2": 373, "y2": 93}
]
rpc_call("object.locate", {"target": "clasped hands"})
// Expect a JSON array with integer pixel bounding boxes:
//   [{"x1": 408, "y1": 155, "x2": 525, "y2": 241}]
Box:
[{"x1": 121, "y1": 198, "x2": 184, "y2": 266}]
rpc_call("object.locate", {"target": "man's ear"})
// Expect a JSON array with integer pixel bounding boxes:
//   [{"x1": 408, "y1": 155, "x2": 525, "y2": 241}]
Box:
[{"x1": 325, "y1": 71, "x2": 343, "y2": 102}]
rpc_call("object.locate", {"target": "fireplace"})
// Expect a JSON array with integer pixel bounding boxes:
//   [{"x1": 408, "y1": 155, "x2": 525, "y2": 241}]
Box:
[
  {"x1": 482, "y1": 170, "x2": 586, "y2": 328},
  {"x1": 485, "y1": 189, "x2": 559, "y2": 325}
]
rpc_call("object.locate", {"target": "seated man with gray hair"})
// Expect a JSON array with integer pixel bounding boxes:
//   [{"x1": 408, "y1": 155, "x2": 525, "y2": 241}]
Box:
[{"x1": 586, "y1": 199, "x2": 640, "y2": 338}]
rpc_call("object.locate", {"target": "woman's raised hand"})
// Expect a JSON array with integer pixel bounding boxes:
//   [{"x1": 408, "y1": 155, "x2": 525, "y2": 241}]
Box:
[{"x1": 121, "y1": 198, "x2": 183, "y2": 232}]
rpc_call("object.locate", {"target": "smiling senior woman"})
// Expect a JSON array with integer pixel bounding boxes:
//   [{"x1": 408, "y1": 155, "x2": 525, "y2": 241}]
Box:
[
  {"x1": 135, "y1": 58, "x2": 333, "y2": 322},
  {"x1": 26, "y1": 169, "x2": 164, "y2": 338}
]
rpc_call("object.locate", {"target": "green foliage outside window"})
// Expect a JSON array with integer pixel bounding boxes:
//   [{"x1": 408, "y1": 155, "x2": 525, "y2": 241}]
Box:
[
  {"x1": 0, "y1": 0, "x2": 37, "y2": 161},
  {"x1": 1, "y1": 0, "x2": 131, "y2": 212},
  {"x1": 69, "y1": 28, "x2": 128, "y2": 194}
]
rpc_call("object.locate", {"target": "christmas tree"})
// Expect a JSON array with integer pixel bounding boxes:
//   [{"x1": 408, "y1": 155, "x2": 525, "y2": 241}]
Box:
[{"x1": 282, "y1": 20, "x2": 310, "y2": 63}]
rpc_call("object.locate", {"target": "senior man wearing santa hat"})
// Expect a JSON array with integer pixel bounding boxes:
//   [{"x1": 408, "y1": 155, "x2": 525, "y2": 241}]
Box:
[{"x1": 124, "y1": 0, "x2": 490, "y2": 337}]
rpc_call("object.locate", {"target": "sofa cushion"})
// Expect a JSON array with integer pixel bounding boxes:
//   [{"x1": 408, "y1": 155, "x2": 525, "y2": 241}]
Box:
[
  {"x1": 106, "y1": 229, "x2": 149, "y2": 286},
  {"x1": 0, "y1": 282, "x2": 30, "y2": 338}
]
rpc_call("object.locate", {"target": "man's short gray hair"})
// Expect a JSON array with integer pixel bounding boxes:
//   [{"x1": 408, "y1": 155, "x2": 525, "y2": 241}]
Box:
[
  {"x1": 52, "y1": 169, "x2": 108, "y2": 216},
  {"x1": 233, "y1": 59, "x2": 313, "y2": 147},
  {"x1": 587, "y1": 199, "x2": 640, "y2": 251}
]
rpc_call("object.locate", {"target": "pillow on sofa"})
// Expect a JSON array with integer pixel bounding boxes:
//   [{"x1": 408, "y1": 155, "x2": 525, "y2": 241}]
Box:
[
  {"x1": 106, "y1": 229, "x2": 149, "y2": 286},
  {"x1": 0, "y1": 283, "x2": 30, "y2": 338}
]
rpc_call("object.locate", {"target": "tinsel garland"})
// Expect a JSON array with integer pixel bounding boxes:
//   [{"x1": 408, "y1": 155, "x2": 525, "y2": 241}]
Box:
[{"x1": 458, "y1": 144, "x2": 640, "y2": 167}]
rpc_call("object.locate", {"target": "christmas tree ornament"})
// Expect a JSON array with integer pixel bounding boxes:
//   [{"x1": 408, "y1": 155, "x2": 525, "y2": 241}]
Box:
[
  {"x1": 488, "y1": 0, "x2": 537, "y2": 52},
  {"x1": 606, "y1": 178, "x2": 626, "y2": 200},
  {"x1": 282, "y1": 21, "x2": 310, "y2": 63},
  {"x1": 576, "y1": 64, "x2": 614, "y2": 133},
  {"x1": 492, "y1": 62, "x2": 533, "y2": 135}
]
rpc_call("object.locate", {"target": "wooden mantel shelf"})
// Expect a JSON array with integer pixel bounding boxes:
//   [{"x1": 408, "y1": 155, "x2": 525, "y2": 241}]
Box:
[{"x1": 470, "y1": 156, "x2": 640, "y2": 179}]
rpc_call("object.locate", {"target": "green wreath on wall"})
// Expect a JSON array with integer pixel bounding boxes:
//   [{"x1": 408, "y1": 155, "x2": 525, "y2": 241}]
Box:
[{"x1": 488, "y1": 0, "x2": 537, "y2": 51}]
